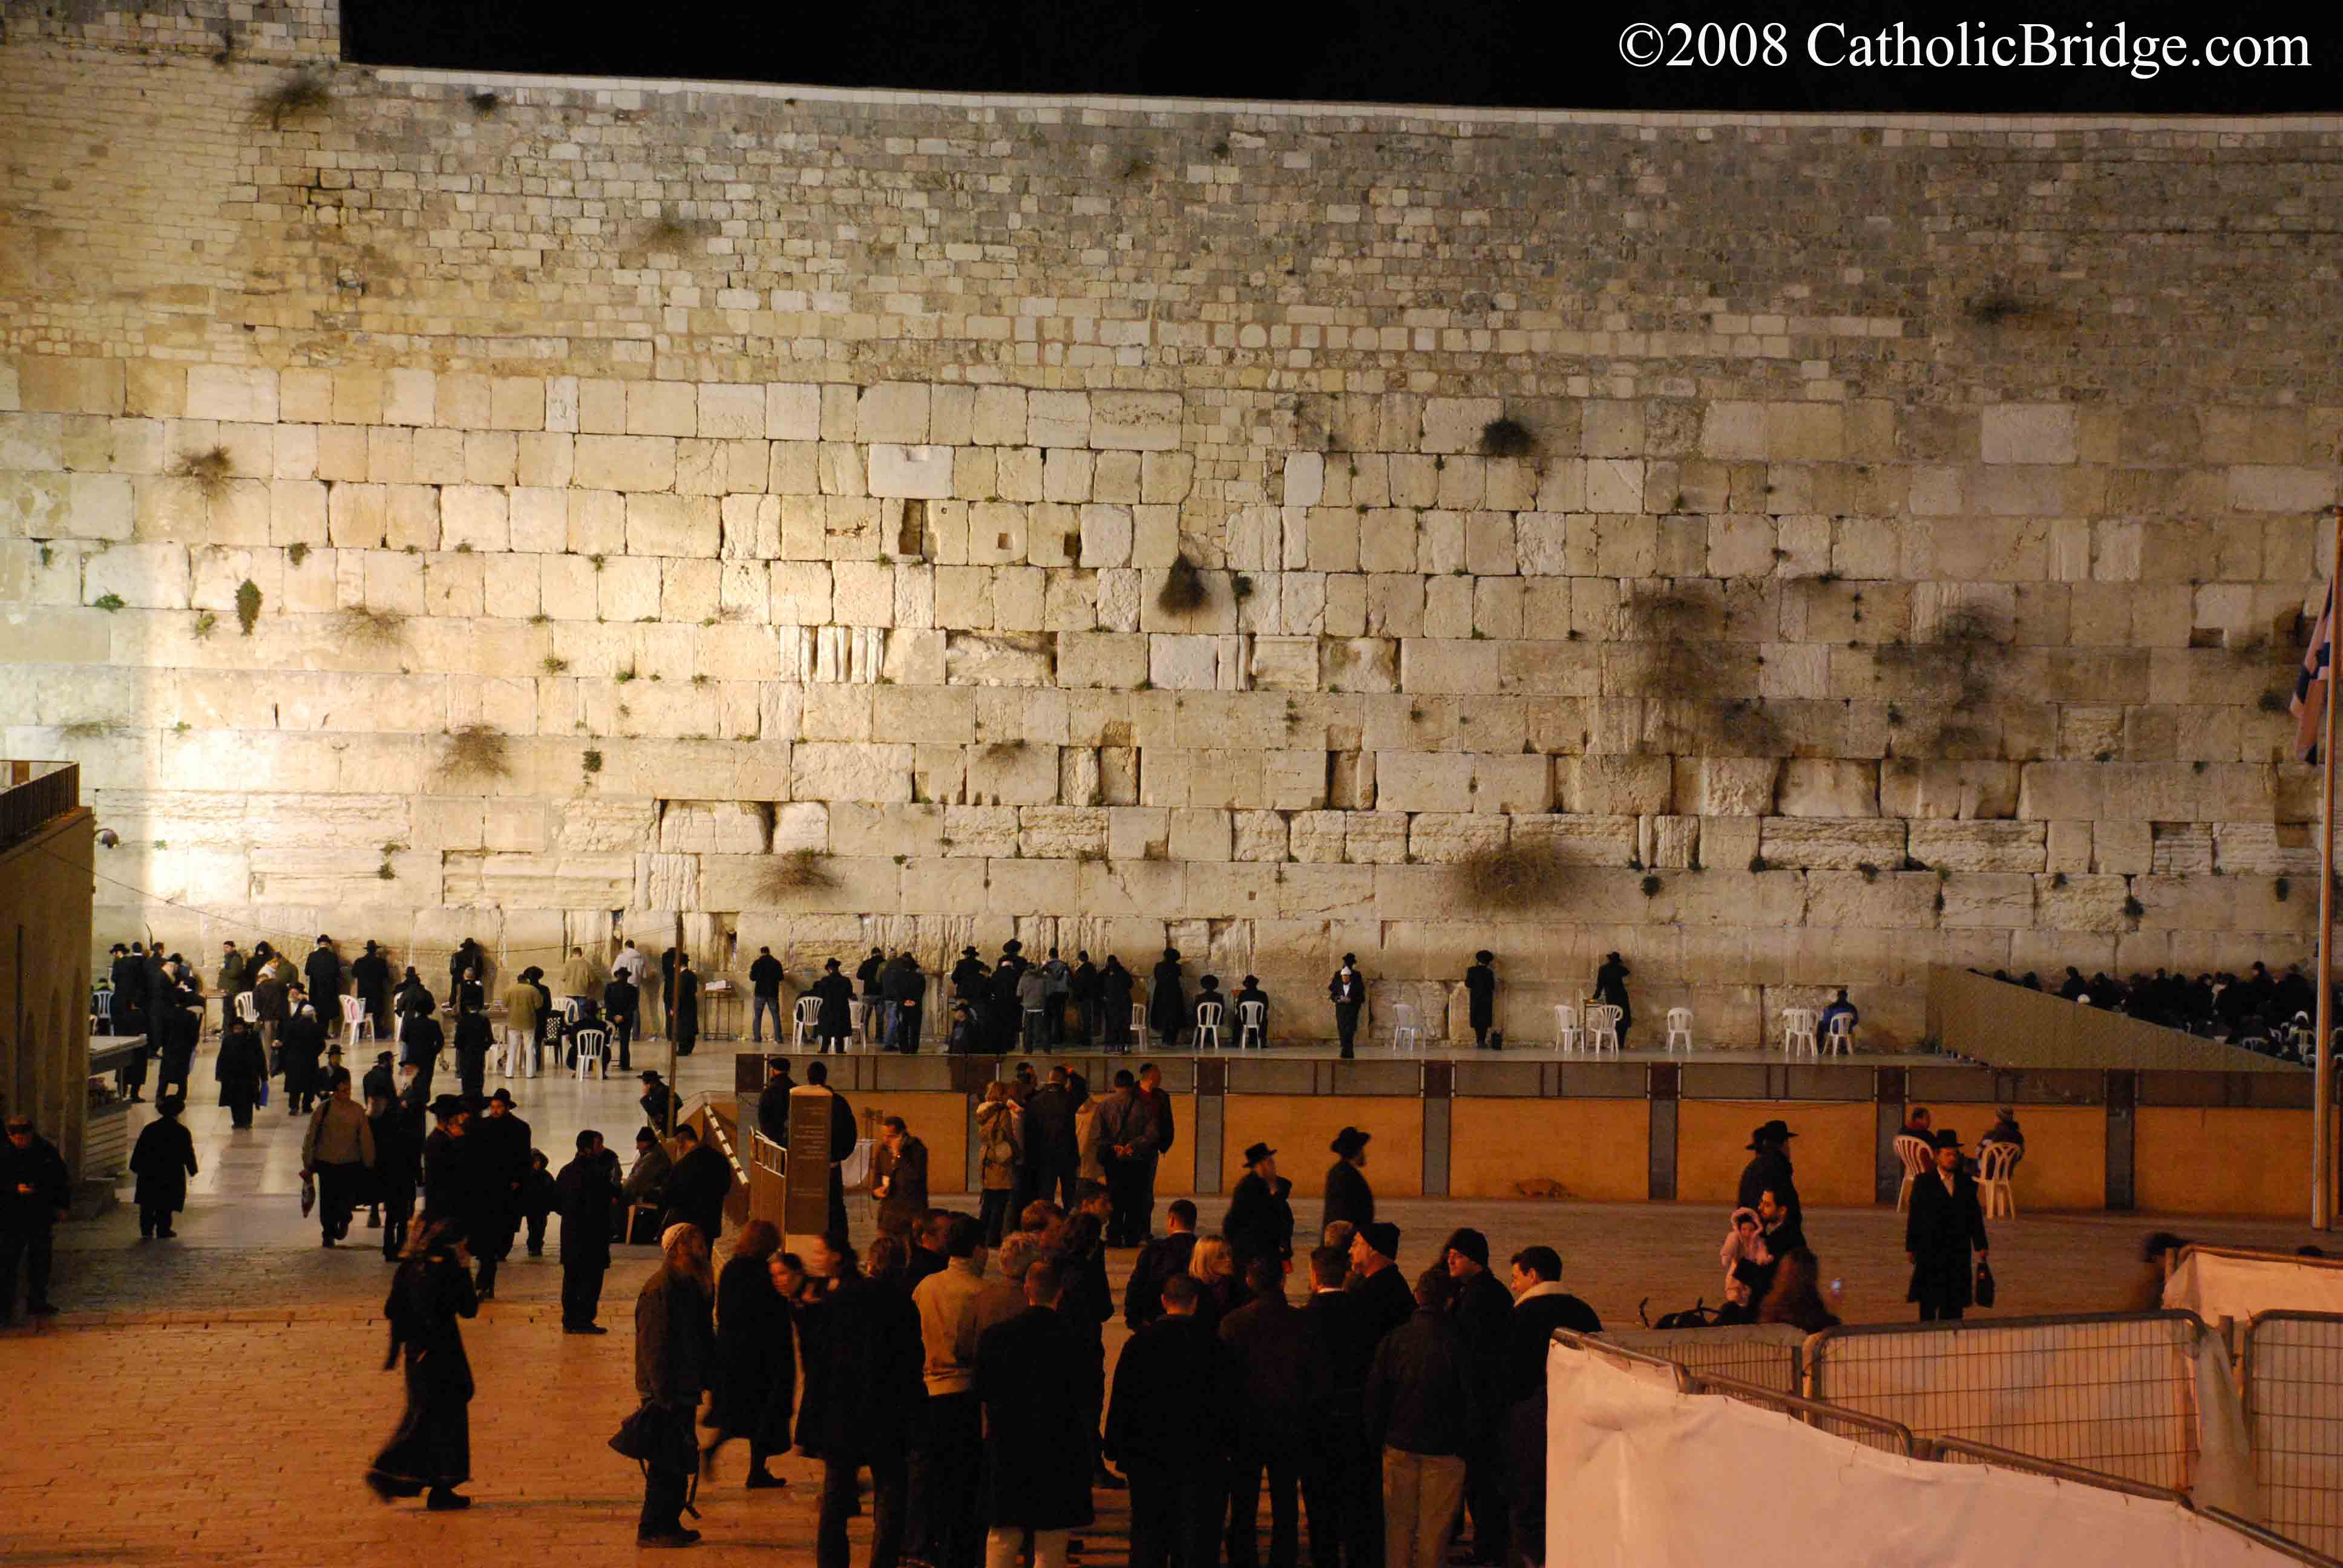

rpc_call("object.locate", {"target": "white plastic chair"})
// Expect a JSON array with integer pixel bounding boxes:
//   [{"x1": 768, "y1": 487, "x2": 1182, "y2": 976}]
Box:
[
  {"x1": 235, "y1": 991, "x2": 259, "y2": 1025},
  {"x1": 1132, "y1": 1002, "x2": 1149, "y2": 1039},
  {"x1": 1196, "y1": 1000, "x2": 1225, "y2": 1051},
  {"x1": 1780, "y1": 1008, "x2": 1818, "y2": 1059},
  {"x1": 793, "y1": 996, "x2": 822, "y2": 1051},
  {"x1": 1665, "y1": 1007, "x2": 1694, "y2": 1054},
  {"x1": 1978, "y1": 1141, "x2": 2020, "y2": 1218},
  {"x1": 572, "y1": 1027, "x2": 608, "y2": 1081},
  {"x1": 1585, "y1": 1004, "x2": 1622, "y2": 1056},
  {"x1": 847, "y1": 998, "x2": 867, "y2": 1040},
  {"x1": 1391, "y1": 1002, "x2": 1422, "y2": 1054},
  {"x1": 339, "y1": 994, "x2": 372, "y2": 1047},
  {"x1": 1893, "y1": 1133, "x2": 1934, "y2": 1212},
  {"x1": 1823, "y1": 1012, "x2": 1853, "y2": 1057},
  {"x1": 1553, "y1": 1004, "x2": 1582, "y2": 1055},
  {"x1": 1237, "y1": 1001, "x2": 1267, "y2": 1050}
]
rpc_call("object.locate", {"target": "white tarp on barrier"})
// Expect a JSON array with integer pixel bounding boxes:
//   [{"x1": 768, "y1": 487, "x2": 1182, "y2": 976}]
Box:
[
  {"x1": 1545, "y1": 1341, "x2": 2293, "y2": 1568},
  {"x1": 2169, "y1": 1249, "x2": 2343, "y2": 1324}
]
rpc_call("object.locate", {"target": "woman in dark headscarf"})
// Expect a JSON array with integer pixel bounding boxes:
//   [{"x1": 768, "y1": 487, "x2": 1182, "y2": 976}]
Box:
[
  {"x1": 366, "y1": 1218, "x2": 479, "y2": 1511},
  {"x1": 702, "y1": 1219, "x2": 795, "y2": 1489},
  {"x1": 1147, "y1": 948, "x2": 1187, "y2": 1050}
]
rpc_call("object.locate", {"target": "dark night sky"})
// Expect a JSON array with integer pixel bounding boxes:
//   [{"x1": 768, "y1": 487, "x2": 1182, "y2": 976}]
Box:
[{"x1": 344, "y1": 1, "x2": 2342, "y2": 114}]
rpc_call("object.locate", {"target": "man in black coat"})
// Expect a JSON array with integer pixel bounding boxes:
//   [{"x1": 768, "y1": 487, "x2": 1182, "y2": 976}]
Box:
[
  {"x1": 421, "y1": 1095, "x2": 472, "y2": 1223},
  {"x1": 755, "y1": 1058, "x2": 795, "y2": 1146},
  {"x1": 1442, "y1": 1229, "x2": 1515, "y2": 1567},
  {"x1": 1366, "y1": 1270, "x2": 1476, "y2": 1568},
  {"x1": 1221, "y1": 1257, "x2": 1329, "y2": 1568},
  {"x1": 855, "y1": 947, "x2": 888, "y2": 1045},
  {"x1": 1735, "y1": 1119, "x2": 1801, "y2": 1223},
  {"x1": 749, "y1": 945, "x2": 787, "y2": 1044},
  {"x1": 351, "y1": 940, "x2": 393, "y2": 1036},
  {"x1": 1021, "y1": 1066, "x2": 1080, "y2": 1214},
  {"x1": 1349, "y1": 1222, "x2": 1415, "y2": 1344},
  {"x1": 803, "y1": 1061, "x2": 859, "y2": 1241},
  {"x1": 1501, "y1": 1247, "x2": 1601, "y2": 1405},
  {"x1": 304, "y1": 935, "x2": 344, "y2": 1016},
  {"x1": 1907, "y1": 1129, "x2": 1990, "y2": 1321},
  {"x1": 808, "y1": 958, "x2": 856, "y2": 1054},
  {"x1": 660, "y1": 1123, "x2": 733, "y2": 1246},
  {"x1": 556, "y1": 1130, "x2": 616, "y2": 1332},
  {"x1": 451, "y1": 999, "x2": 494, "y2": 1102},
  {"x1": 1, "y1": 1116, "x2": 71, "y2": 1319},
  {"x1": 604, "y1": 964, "x2": 640, "y2": 1071},
  {"x1": 278, "y1": 985, "x2": 329, "y2": 1115},
  {"x1": 1107, "y1": 1272, "x2": 1235, "y2": 1568},
  {"x1": 1464, "y1": 952, "x2": 1499, "y2": 1050},
  {"x1": 1223, "y1": 1144, "x2": 1295, "y2": 1281},
  {"x1": 1327, "y1": 956, "x2": 1366, "y2": 1060},
  {"x1": 1124, "y1": 1199, "x2": 1199, "y2": 1330},
  {"x1": 882, "y1": 955, "x2": 926, "y2": 1052},
  {"x1": 802, "y1": 1233, "x2": 925, "y2": 1568},
  {"x1": 1323, "y1": 1128, "x2": 1375, "y2": 1236},
  {"x1": 369, "y1": 1086, "x2": 422, "y2": 1261},
  {"x1": 1302, "y1": 1245, "x2": 1384, "y2": 1568},
  {"x1": 471, "y1": 1089, "x2": 531, "y2": 1299},
  {"x1": 975, "y1": 1259, "x2": 1095, "y2": 1568},
  {"x1": 1069, "y1": 952, "x2": 1101, "y2": 1047}
]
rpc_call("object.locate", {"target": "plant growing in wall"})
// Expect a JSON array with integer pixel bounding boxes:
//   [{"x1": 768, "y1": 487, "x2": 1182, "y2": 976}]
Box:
[
  {"x1": 91, "y1": 593, "x2": 126, "y2": 613},
  {"x1": 1873, "y1": 605, "x2": 2010, "y2": 754},
  {"x1": 469, "y1": 91, "x2": 502, "y2": 116},
  {"x1": 1621, "y1": 580, "x2": 1785, "y2": 757},
  {"x1": 174, "y1": 445, "x2": 237, "y2": 499},
  {"x1": 1478, "y1": 415, "x2": 1538, "y2": 459},
  {"x1": 542, "y1": 655, "x2": 570, "y2": 675},
  {"x1": 192, "y1": 610, "x2": 217, "y2": 639},
  {"x1": 256, "y1": 68, "x2": 331, "y2": 129},
  {"x1": 437, "y1": 724, "x2": 512, "y2": 782},
  {"x1": 287, "y1": 542, "x2": 310, "y2": 567},
  {"x1": 59, "y1": 720, "x2": 122, "y2": 740},
  {"x1": 335, "y1": 606, "x2": 405, "y2": 648},
  {"x1": 756, "y1": 848, "x2": 838, "y2": 901},
  {"x1": 582, "y1": 748, "x2": 605, "y2": 776},
  {"x1": 1453, "y1": 840, "x2": 1572, "y2": 912},
  {"x1": 1157, "y1": 554, "x2": 1209, "y2": 614},
  {"x1": 234, "y1": 579, "x2": 263, "y2": 636}
]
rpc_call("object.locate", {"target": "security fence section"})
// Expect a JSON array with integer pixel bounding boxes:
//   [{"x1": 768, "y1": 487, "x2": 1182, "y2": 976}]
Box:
[
  {"x1": 1803, "y1": 1312, "x2": 2215, "y2": 1493},
  {"x1": 2243, "y1": 1313, "x2": 2343, "y2": 1558},
  {"x1": 1598, "y1": 1324, "x2": 1804, "y2": 1394}
]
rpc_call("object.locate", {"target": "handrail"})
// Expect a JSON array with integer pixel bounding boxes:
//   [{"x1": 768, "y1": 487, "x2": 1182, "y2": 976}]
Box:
[
  {"x1": 2198, "y1": 1509, "x2": 2343, "y2": 1568},
  {"x1": 1915, "y1": 1436, "x2": 2189, "y2": 1502},
  {"x1": 1807, "y1": 1305, "x2": 2215, "y2": 1343},
  {"x1": 2187, "y1": 1245, "x2": 2343, "y2": 1276},
  {"x1": 1552, "y1": 1327, "x2": 1688, "y2": 1390},
  {"x1": 1684, "y1": 1371, "x2": 1915, "y2": 1452}
]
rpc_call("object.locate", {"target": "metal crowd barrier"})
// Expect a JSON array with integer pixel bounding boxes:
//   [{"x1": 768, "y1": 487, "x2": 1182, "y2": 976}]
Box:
[
  {"x1": 2242, "y1": 1312, "x2": 2343, "y2": 1558},
  {"x1": 1803, "y1": 1310, "x2": 2209, "y2": 1492},
  {"x1": 1682, "y1": 1370, "x2": 1915, "y2": 1455},
  {"x1": 1599, "y1": 1324, "x2": 1805, "y2": 1394}
]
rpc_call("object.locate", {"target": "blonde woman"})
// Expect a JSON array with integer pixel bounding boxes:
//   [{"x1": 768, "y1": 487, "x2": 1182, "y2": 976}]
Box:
[
  {"x1": 1187, "y1": 1232, "x2": 1239, "y2": 1331},
  {"x1": 976, "y1": 1081, "x2": 1023, "y2": 1246}
]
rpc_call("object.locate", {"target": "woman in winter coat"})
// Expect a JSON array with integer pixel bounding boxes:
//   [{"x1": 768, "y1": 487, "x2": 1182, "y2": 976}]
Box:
[
  {"x1": 975, "y1": 1083, "x2": 1023, "y2": 1246},
  {"x1": 1099, "y1": 958, "x2": 1135, "y2": 1051},
  {"x1": 1147, "y1": 949, "x2": 1187, "y2": 1049},
  {"x1": 129, "y1": 1094, "x2": 198, "y2": 1238},
  {"x1": 701, "y1": 1219, "x2": 795, "y2": 1489},
  {"x1": 214, "y1": 1017, "x2": 269, "y2": 1129},
  {"x1": 366, "y1": 1218, "x2": 480, "y2": 1511}
]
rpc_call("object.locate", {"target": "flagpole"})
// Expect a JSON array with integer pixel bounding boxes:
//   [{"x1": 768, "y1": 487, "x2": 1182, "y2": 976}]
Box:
[{"x1": 2318, "y1": 506, "x2": 2342, "y2": 1232}]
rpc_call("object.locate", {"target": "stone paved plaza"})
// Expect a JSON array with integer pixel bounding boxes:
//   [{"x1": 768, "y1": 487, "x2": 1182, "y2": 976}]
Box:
[{"x1": 3, "y1": 1044, "x2": 2325, "y2": 1566}]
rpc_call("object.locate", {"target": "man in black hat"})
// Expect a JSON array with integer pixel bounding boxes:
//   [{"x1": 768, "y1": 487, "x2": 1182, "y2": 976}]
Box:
[
  {"x1": 1443, "y1": 1228, "x2": 1513, "y2": 1566},
  {"x1": 471, "y1": 1088, "x2": 530, "y2": 1299},
  {"x1": 1325, "y1": 1127, "x2": 1375, "y2": 1236},
  {"x1": 1736, "y1": 1119, "x2": 1801, "y2": 1223},
  {"x1": 1464, "y1": 952, "x2": 1498, "y2": 1050},
  {"x1": 638, "y1": 1070, "x2": 680, "y2": 1136},
  {"x1": 804, "y1": 1059, "x2": 859, "y2": 1240},
  {"x1": 1906, "y1": 1128, "x2": 1988, "y2": 1321},
  {"x1": 420, "y1": 1094, "x2": 474, "y2": 1236},
  {"x1": 1224, "y1": 1143, "x2": 1294, "y2": 1282},
  {"x1": 1233, "y1": 975, "x2": 1270, "y2": 1048},
  {"x1": 756, "y1": 1056, "x2": 796, "y2": 1146},
  {"x1": 1328, "y1": 955, "x2": 1366, "y2": 1059},
  {"x1": 304, "y1": 934, "x2": 344, "y2": 1014}
]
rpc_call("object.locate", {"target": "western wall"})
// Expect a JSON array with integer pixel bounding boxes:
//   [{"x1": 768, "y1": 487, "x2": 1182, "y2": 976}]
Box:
[{"x1": 4, "y1": 0, "x2": 2340, "y2": 1047}]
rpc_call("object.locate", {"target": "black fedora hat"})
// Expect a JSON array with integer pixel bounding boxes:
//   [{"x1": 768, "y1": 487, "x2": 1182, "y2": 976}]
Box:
[
  {"x1": 1746, "y1": 1119, "x2": 1797, "y2": 1150},
  {"x1": 1243, "y1": 1141, "x2": 1277, "y2": 1166},
  {"x1": 1331, "y1": 1126, "x2": 1372, "y2": 1158}
]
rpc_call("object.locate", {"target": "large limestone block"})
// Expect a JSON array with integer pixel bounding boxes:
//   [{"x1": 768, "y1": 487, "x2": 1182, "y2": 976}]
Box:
[
  {"x1": 2035, "y1": 873, "x2": 2134, "y2": 932},
  {"x1": 868, "y1": 444, "x2": 954, "y2": 499},
  {"x1": 441, "y1": 852, "x2": 637, "y2": 907},
  {"x1": 1029, "y1": 391, "x2": 1090, "y2": 448},
  {"x1": 972, "y1": 387, "x2": 1027, "y2": 446},
  {"x1": 2229, "y1": 467, "x2": 2336, "y2": 514},
  {"x1": 772, "y1": 802, "x2": 835, "y2": 854},
  {"x1": 986, "y1": 857, "x2": 1080, "y2": 915},
  {"x1": 1399, "y1": 639, "x2": 1499, "y2": 695},
  {"x1": 766, "y1": 384, "x2": 821, "y2": 442},
  {"x1": 1673, "y1": 758, "x2": 1780, "y2": 816},
  {"x1": 968, "y1": 740, "x2": 1060, "y2": 806},
  {"x1": 1758, "y1": 817, "x2": 1905, "y2": 869},
  {"x1": 702, "y1": 853, "x2": 899, "y2": 916},
  {"x1": 1907, "y1": 820, "x2": 2046, "y2": 872},
  {"x1": 1076, "y1": 858, "x2": 1185, "y2": 918},
  {"x1": 1402, "y1": 812, "x2": 1502, "y2": 864},
  {"x1": 185, "y1": 365, "x2": 277, "y2": 424},
  {"x1": 1938, "y1": 873, "x2": 2039, "y2": 929},
  {"x1": 1019, "y1": 806, "x2": 1108, "y2": 860},
  {"x1": 1774, "y1": 759, "x2": 1879, "y2": 818},
  {"x1": 2212, "y1": 822, "x2": 2319, "y2": 877},
  {"x1": 1474, "y1": 755, "x2": 1553, "y2": 814},
  {"x1": 1804, "y1": 870, "x2": 1938, "y2": 930},
  {"x1": 1421, "y1": 397, "x2": 1501, "y2": 454},
  {"x1": 1371, "y1": 752, "x2": 1469, "y2": 814},
  {"x1": 1510, "y1": 814, "x2": 1639, "y2": 866},
  {"x1": 792, "y1": 742, "x2": 914, "y2": 803},
  {"x1": 1558, "y1": 755, "x2": 1672, "y2": 815},
  {"x1": 83, "y1": 541, "x2": 189, "y2": 609},
  {"x1": 626, "y1": 382, "x2": 697, "y2": 438},
  {"x1": 857, "y1": 384, "x2": 929, "y2": 445},
  {"x1": 575, "y1": 435, "x2": 676, "y2": 492},
  {"x1": 628, "y1": 494, "x2": 719, "y2": 557},
  {"x1": 1057, "y1": 632, "x2": 1147, "y2": 689},
  {"x1": 634, "y1": 852, "x2": 703, "y2": 911},
  {"x1": 440, "y1": 485, "x2": 508, "y2": 552},
  {"x1": 947, "y1": 631, "x2": 1054, "y2": 686},
  {"x1": 1089, "y1": 391, "x2": 1182, "y2": 451},
  {"x1": 657, "y1": 800, "x2": 771, "y2": 854},
  {"x1": 1878, "y1": 760, "x2": 2020, "y2": 820}
]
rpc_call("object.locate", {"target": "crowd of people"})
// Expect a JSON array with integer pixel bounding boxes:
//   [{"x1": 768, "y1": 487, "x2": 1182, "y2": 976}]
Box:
[{"x1": 1985, "y1": 961, "x2": 2336, "y2": 1060}]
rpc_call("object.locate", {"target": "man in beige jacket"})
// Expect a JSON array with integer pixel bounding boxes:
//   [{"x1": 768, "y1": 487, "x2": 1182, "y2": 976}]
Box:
[{"x1": 300, "y1": 1068, "x2": 376, "y2": 1247}]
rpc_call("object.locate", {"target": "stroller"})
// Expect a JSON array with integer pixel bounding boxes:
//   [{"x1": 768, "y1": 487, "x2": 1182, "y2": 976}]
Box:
[{"x1": 1639, "y1": 1296, "x2": 1727, "y2": 1330}]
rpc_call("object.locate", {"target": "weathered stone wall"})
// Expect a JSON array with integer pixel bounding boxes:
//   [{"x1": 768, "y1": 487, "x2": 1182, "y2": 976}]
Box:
[{"x1": 3, "y1": 1, "x2": 2339, "y2": 1045}]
